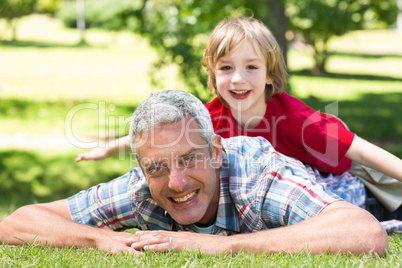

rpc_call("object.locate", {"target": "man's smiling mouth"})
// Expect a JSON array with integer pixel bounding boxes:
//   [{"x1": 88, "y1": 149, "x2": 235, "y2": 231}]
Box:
[{"x1": 171, "y1": 190, "x2": 199, "y2": 203}]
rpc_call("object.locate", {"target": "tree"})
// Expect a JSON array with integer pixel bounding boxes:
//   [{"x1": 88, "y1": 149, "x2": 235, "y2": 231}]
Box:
[
  {"x1": 123, "y1": 0, "x2": 288, "y2": 101},
  {"x1": 58, "y1": 0, "x2": 288, "y2": 102},
  {"x1": 0, "y1": 0, "x2": 37, "y2": 41},
  {"x1": 286, "y1": 0, "x2": 398, "y2": 74}
]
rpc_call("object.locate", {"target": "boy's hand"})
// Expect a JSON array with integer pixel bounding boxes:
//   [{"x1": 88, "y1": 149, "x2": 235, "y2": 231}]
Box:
[{"x1": 75, "y1": 148, "x2": 112, "y2": 162}]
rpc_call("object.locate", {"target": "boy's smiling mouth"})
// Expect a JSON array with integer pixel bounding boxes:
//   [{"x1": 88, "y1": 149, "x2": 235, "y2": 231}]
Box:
[
  {"x1": 230, "y1": 90, "x2": 250, "y2": 95},
  {"x1": 229, "y1": 90, "x2": 251, "y2": 99}
]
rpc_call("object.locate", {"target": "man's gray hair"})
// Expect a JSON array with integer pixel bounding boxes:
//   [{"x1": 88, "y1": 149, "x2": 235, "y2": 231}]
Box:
[{"x1": 129, "y1": 90, "x2": 214, "y2": 160}]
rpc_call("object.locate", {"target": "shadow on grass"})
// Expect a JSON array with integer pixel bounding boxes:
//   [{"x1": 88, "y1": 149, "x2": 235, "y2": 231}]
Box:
[
  {"x1": 0, "y1": 40, "x2": 107, "y2": 49},
  {"x1": 300, "y1": 92, "x2": 402, "y2": 158},
  {"x1": 292, "y1": 69, "x2": 402, "y2": 82},
  {"x1": 0, "y1": 149, "x2": 134, "y2": 206},
  {"x1": 329, "y1": 51, "x2": 402, "y2": 59},
  {"x1": 1, "y1": 98, "x2": 136, "y2": 120}
]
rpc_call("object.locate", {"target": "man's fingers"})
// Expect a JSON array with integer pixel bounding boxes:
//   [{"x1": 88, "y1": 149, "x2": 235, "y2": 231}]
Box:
[{"x1": 129, "y1": 234, "x2": 173, "y2": 252}]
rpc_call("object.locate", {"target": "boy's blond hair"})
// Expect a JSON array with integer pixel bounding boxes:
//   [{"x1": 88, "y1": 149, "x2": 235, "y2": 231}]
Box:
[{"x1": 202, "y1": 16, "x2": 288, "y2": 102}]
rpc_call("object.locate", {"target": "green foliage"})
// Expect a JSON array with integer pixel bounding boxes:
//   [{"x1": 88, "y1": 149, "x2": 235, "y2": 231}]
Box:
[
  {"x1": 0, "y1": 149, "x2": 134, "y2": 201},
  {"x1": 122, "y1": 0, "x2": 290, "y2": 102},
  {"x1": 0, "y1": 0, "x2": 36, "y2": 40},
  {"x1": 35, "y1": 0, "x2": 63, "y2": 15},
  {"x1": 56, "y1": 0, "x2": 288, "y2": 102},
  {"x1": 0, "y1": 0, "x2": 36, "y2": 19},
  {"x1": 56, "y1": 0, "x2": 398, "y2": 97},
  {"x1": 287, "y1": 0, "x2": 398, "y2": 74},
  {"x1": 57, "y1": 0, "x2": 142, "y2": 31}
]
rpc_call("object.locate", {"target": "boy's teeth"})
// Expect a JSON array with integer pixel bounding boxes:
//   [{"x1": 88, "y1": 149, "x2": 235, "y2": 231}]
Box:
[
  {"x1": 172, "y1": 191, "x2": 197, "y2": 203},
  {"x1": 232, "y1": 90, "x2": 248, "y2": 95}
]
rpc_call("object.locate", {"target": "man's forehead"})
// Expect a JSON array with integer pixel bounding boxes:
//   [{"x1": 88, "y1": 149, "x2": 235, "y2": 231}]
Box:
[
  {"x1": 135, "y1": 118, "x2": 208, "y2": 158},
  {"x1": 136, "y1": 118, "x2": 201, "y2": 141}
]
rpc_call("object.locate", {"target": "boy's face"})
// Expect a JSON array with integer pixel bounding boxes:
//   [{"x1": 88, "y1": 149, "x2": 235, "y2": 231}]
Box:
[
  {"x1": 215, "y1": 41, "x2": 272, "y2": 116},
  {"x1": 136, "y1": 118, "x2": 222, "y2": 226}
]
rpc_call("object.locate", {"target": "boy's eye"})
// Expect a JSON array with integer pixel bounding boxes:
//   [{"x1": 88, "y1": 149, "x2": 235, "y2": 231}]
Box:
[
  {"x1": 219, "y1": 66, "x2": 232, "y2": 70},
  {"x1": 247, "y1": 65, "x2": 258, "y2": 69}
]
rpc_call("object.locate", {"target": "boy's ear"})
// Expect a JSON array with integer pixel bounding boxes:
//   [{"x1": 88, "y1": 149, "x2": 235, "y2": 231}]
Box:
[
  {"x1": 211, "y1": 135, "x2": 223, "y2": 169},
  {"x1": 266, "y1": 76, "x2": 273, "y2": 85}
]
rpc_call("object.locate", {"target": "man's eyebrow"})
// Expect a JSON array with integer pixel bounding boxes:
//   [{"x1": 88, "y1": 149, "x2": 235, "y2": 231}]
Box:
[
  {"x1": 143, "y1": 148, "x2": 202, "y2": 166},
  {"x1": 178, "y1": 148, "x2": 201, "y2": 158}
]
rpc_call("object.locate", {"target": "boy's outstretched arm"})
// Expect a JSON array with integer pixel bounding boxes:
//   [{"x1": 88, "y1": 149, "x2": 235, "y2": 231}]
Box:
[
  {"x1": 346, "y1": 135, "x2": 402, "y2": 182},
  {"x1": 75, "y1": 136, "x2": 131, "y2": 162}
]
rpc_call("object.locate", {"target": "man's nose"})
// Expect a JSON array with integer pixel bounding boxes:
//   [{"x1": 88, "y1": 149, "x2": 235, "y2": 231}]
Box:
[{"x1": 168, "y1": 166, "x2": 187, "y2": 192}]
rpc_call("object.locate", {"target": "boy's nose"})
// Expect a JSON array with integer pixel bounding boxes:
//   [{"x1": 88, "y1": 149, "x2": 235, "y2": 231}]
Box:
[
  {"x1": 168, "y1": 166, "x2": 187, "y2": 192},
  {"x1": 231, "y1": 70, "x2": 246, "y2": 84}
]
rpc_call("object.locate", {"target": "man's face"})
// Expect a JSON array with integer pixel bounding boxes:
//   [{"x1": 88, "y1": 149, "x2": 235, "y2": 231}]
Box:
[{"x1": 136, "y1": 118, "x2": 222, "y2": 226}]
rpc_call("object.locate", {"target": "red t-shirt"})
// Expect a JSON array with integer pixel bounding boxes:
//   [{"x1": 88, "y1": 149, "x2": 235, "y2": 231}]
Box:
[{"x1": 205, "y1": 93, "x2": 355, "y2": 174}]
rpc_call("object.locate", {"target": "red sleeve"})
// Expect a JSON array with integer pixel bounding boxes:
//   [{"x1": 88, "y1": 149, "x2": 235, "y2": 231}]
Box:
[
  {"x1": 290, "y1": 110, "x2": 355, "y2": 174},
  {"x1": 273, "y1": 93, "x2": 354, "y2": 174}
]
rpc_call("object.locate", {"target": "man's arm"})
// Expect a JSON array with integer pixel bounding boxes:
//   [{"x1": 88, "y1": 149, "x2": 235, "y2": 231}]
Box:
[
  {"x1": 127, "y1": 201, "x2": 388, "y2": 256},
  {"x1": 346, "y1": 135, "x2": 402, "y2": 182},
  {"x1": 0, "y1": 200, "x2": 139, "y2": 254}
]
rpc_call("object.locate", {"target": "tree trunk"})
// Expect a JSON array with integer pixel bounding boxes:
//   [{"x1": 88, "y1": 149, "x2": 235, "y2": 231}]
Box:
[
  {"x1": 244, "y1": 0, "x2": 289, "y2": 65},
  {"x1": 264, "y1": 1, "x2": 289, "y2": 66},
  {"x1": 8, "y1": 19, "x2": 18, "y2": 41}
]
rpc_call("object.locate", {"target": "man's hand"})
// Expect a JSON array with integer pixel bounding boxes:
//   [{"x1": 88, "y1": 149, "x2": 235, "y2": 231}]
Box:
[
  {"x1": 126, "y1": 230, "x2": 231, "y2": 255},
  {"x1": 92, "y1": 229, "x2": 144, "y2": 255}
]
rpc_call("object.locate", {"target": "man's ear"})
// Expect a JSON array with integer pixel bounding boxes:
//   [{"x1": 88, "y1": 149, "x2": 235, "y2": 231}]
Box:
[{"x1": 211, "y1": 135, "x2": 223, "y2": 169}]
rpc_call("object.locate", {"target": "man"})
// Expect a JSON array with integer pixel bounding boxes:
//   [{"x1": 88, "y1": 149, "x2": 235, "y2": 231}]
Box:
[{"x1": 0, "y1": 90, "x2": 387, "y2": 256}]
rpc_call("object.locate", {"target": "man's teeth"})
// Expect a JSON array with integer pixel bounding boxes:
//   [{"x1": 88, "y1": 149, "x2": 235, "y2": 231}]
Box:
[
  {"x1": 172, "y1": 191, "x2": 197, "y2": 203},
  {"x1": 232, "y1": 90, "x2": 249, "y2": 95}
]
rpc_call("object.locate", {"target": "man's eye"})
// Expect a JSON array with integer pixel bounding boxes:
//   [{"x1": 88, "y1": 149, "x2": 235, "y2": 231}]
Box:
[
  {"x1": 147, "y1": 166, "x2": 167, "y2": 177},
  {"x1": 182, "y1": 155, "x2": 199, "y2": 168}
]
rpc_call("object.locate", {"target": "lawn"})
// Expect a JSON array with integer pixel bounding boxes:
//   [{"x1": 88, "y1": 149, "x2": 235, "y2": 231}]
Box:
[{"x1": 1, "y1": 14, "x2": 402, "y2": 266}]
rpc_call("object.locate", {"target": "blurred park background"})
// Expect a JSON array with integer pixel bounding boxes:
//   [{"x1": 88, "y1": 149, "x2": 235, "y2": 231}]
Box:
[{"x1": 1, "y1": 0, "x2": 402, "y2": 220}]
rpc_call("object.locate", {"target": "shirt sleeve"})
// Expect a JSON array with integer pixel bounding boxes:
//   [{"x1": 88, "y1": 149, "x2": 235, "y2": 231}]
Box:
[
  {"x1": 273, "y1": 93, "x2": 354, "y2": 174},
  {"x1": 258, "y1": 153, "x2": 342, "y2": 227},
  {"x1": 67, "y1": 169, "x2": 141, "y2": 230},
  {"x1": 296, "y1": 111, "x2": 354, "y2": 171}
]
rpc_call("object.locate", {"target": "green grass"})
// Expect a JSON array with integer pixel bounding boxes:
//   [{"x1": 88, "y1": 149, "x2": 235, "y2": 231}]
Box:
[
  {"x1": 0, "y1": 14, "x2": 185, "y2": 104},
  {"x1": 1, "y1": 14, "x2": 402, "y2": 266},
  {"x1": 1, "y1": 235, "x2": 402, "y2": 267}
]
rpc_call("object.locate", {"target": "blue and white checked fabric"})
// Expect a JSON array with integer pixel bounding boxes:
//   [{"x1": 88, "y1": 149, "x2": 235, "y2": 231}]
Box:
[{"x1": 68, "y1": 136, "x2": 370, "y2": 234}]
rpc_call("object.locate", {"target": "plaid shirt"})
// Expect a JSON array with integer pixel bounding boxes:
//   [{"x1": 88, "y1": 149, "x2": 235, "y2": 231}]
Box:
[{"x1": 68, "y1": 136, "x2": 367, "y2": 235}]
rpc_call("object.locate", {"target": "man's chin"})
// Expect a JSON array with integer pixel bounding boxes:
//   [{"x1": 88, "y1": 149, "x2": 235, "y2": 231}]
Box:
[{"x1": 170, "y1": 212, "x2": 203, "y2": 226}]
